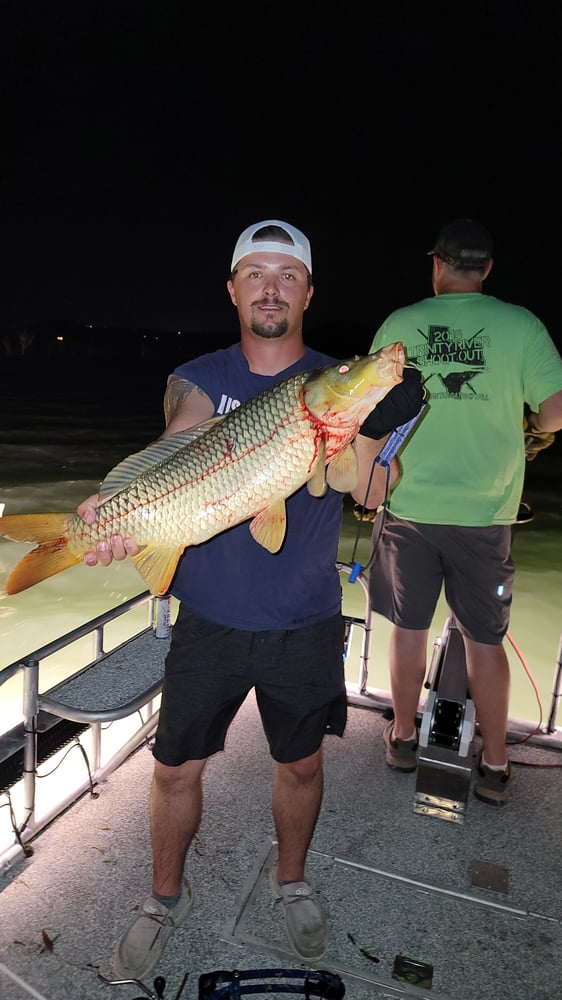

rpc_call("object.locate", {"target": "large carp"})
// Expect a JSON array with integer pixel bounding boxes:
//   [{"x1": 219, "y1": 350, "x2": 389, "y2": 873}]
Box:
[{"x1": 0, "y1": 343, "x2": 404, "y2": 596}]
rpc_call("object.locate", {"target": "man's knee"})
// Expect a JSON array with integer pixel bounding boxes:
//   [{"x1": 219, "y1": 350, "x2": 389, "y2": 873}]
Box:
[
  {"x1": 278, "y1": 749, "x2": 323, "y2": 783},
  {"x1": 153, "y1": 756, "x2": 207, "y2": 791}
]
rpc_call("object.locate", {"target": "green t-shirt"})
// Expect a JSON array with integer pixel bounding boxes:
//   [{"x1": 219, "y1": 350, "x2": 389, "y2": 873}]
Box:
[{"x1": 370, "y1": 293, "x2": 562, "y2": 525}]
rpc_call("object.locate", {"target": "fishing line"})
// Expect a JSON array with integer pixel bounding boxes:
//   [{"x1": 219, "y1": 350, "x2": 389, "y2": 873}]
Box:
[
  {"x1": 348, "y1": 405, "x2": 427, "y2": 583},
  {"x1": 349, "y1": 462, "x2": 391, "y2": 580}
]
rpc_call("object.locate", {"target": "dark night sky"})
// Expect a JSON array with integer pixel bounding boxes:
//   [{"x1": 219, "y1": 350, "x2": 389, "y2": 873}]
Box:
[{"x1": 1, "y1": 1, "x2": 561, "y2": 350}]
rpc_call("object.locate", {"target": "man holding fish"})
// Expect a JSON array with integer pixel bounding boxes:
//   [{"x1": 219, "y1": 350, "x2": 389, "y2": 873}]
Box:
[{"x1": 75, "y1": 220, "x2": 424, "y2": 978}]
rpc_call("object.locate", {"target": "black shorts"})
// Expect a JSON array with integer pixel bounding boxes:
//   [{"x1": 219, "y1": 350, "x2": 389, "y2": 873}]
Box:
[
  {"x1": 153, "y1": 606, "x2": 347, "y2": 766},
  {"x1": 369, "y1": 513, "x2": 514, "y2": 645}
]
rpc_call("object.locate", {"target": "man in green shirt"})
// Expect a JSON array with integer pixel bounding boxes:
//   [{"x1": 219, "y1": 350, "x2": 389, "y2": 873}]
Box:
[{"x1": 367, "y1": 219, "x2": 562, "y2": 805}]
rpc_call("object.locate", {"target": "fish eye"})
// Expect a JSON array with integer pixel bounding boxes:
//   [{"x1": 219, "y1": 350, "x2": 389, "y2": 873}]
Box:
[{"x1": 338, "y1": 364, "x2": 350, "y2": 374}]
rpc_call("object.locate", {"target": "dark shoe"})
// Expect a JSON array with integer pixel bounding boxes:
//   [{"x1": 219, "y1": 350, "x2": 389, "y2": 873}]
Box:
[
  {"x1": 270, "y1": 864, "x2": 328, "y2": 960},
  {"x1": 474, "y1": 753, "x2": 511, "y2": 806},
  {"x1": 113, "y1": 878, "x2": 192, "y2": 980},
  {"x1": 383, "y1": 720, "x2": 418, "y2": 772}
]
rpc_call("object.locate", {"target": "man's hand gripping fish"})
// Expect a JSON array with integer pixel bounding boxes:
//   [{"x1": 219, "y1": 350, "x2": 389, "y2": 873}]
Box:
[{"x1": 0, "y1": 343, "x2": 404, "y2": 596}]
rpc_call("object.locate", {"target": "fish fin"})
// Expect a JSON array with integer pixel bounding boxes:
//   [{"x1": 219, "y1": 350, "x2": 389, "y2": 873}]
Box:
[
  {"x1": 306, "y1": 440, "x2": 328, "y2": 497},
  {"x1": 99, "y1": 419, "x2": 225, "y2": 501},
  {"x1": 0, "y1": 513, "x2": 80, "y2": 595},
  {"x1": 130, "y1": 543, "x2": 186, "y2": 596},
  {"x1": 326, "y1": 444, "x2": 359, "y2": 492},
  {"x1": 249, "y1": 499, "x2": 287, "y2": 553}
]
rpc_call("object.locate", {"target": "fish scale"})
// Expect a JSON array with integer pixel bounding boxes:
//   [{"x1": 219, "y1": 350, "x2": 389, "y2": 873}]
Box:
[{"x1": 94, "y1": 374, "x2": 318, "y2": 546}]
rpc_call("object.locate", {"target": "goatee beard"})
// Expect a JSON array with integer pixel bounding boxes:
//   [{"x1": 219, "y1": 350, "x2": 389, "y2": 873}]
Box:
[{"x1": 251, "y1": 317, "x2": 289, "y2": 339}]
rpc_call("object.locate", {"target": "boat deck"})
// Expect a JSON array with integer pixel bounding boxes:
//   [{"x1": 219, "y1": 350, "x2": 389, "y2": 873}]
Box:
[{"x1": 2, "y1": 683, "x2": 562, "y2": 1000}]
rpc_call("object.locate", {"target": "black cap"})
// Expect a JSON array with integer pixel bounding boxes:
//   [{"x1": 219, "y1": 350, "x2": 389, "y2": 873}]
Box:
[{"x1": 428, "y1": 218, "x2": 493, "y2": 270}]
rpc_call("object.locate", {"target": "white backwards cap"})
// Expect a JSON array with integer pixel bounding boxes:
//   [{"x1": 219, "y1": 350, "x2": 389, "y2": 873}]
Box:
[{"x1": 231, "y1": 220, "x2": 312, "y2": 274}]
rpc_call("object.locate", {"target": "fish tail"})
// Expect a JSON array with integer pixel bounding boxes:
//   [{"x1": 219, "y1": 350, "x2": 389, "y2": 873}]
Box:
[{"x1": 0, "y1": 513, "x2": 81, "y2": 595}]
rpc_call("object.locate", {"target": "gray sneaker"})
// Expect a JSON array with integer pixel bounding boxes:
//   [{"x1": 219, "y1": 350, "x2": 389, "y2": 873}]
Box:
[
  {"x1": 474, "y1": 753, "x2": 511, "y2": 806},
  {"x1": 113, "y1": 878, "x2": 192, "y2": 981},
  {"x1": 383, "y1": 720, "x2": 418, "y2": 771},
  {"x1": 270, "y1": 864, "x2": 328, "y2": 960}
]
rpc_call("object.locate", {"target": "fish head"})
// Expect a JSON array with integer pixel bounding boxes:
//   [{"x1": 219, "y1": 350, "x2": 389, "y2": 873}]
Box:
[{"x1": 303, "y1": 342, "x2": 405, "y2": 435}]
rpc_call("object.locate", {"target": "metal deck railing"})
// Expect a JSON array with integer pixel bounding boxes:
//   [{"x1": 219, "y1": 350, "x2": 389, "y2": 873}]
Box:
[{"x1": 0, "y1": 593, "x2": 171, "y2": 870}]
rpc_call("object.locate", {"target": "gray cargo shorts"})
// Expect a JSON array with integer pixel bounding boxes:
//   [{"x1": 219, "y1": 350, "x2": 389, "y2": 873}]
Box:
[{"x1": 368, "y1": 512, "x2": 514, "y2": 645}]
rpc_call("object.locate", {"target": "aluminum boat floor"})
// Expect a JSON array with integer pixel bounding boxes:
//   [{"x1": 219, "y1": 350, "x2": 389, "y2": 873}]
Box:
[{"x1": 1, "y1": 695, "x2": 561, "y2": 1000}]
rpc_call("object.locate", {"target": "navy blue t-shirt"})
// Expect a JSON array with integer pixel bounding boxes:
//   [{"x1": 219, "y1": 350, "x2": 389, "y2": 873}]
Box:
[{"x1": 169, "y1": 343, "x2": 344, "y2": 630}]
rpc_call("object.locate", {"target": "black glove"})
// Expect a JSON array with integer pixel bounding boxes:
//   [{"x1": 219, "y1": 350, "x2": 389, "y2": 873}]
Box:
[
  {"x1": 523, "y1": 413, "x2": 555, "y2": 462},
  {"x1": 359, "y1": 366, "x2": 425, "y2": 440}
]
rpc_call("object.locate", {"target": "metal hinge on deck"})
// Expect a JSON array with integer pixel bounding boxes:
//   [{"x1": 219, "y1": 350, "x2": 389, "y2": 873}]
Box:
[{"x1": 414, "y1": 617, "x2": 476, "y2": 824}]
